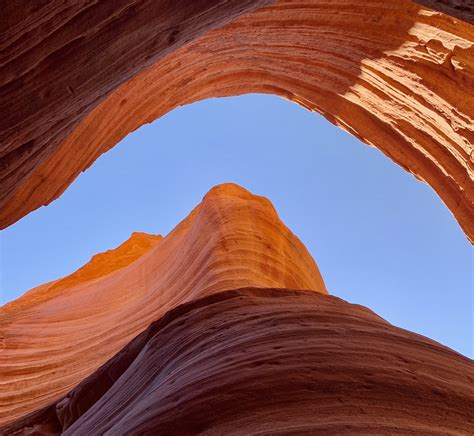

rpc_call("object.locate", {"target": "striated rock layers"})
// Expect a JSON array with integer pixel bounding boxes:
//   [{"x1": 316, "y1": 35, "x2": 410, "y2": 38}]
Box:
[
  {"x1": 0, "y1": 1, "x2": 473, "y2": 241},
  {"x1": 1, "y1": 184, "x2": 473, "y2": 434},
  {"x1": 5, "y1": 288, "x2": 474, "y2": 435},
  {"x1": 0, "y1": 184, "x2": 326, "y2": 426}
]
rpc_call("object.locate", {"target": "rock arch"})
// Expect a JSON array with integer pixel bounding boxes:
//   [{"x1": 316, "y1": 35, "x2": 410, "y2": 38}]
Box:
[{"x1": 0, "y1": 0, "x2": 472, "y2": 240}]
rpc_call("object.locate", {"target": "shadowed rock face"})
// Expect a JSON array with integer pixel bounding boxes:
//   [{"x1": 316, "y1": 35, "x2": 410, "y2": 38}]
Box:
[
  {"x1": 4, "y1": 288, "x2": 473, "y2": 435},
  {"x1": 0, "y1": 184, "x2": 326, "y2": 426},
  {"x1": 417, "y1": 0, "x2": 474, "y2": 22},
  {"x1": 0, "y1": 1, "x2": 473, "y2": 240}
]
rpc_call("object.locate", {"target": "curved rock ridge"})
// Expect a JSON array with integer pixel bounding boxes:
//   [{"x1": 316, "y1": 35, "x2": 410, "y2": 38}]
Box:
[
  {"x1": 0, "y1": 1, "x2": 473, "y2": 242},
  {"x1": 0, "y1": 183, "x2": 326, "y2": 425},
  {"x1": 3, "y1": 288, "x2": 473, "y2": 435},
  {"x1": 1, "y1": 232, "x2": 163, "y2": 314}
]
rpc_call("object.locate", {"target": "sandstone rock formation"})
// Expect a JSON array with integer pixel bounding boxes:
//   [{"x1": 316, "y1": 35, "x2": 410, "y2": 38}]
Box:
[
  {"x1": 0, "y1": 1, "x2": 473, "y2": 241},
  {"x1": 0, "y1": 184, "x2": 326, "y2": 426},
  {"x1": 4, "y1": 288, "x2": 474, "y2": 435},
  {"x1": 1, "y1": 0, "x2": 473, "y2": 433},
  {"x1": 1, "y1": 184, "x2": 473, "y2": 434}
]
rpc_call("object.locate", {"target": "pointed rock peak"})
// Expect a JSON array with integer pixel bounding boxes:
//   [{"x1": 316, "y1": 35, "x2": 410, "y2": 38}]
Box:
[
  {"x1": 121, "y1": 231, "x2": 163, "y2": 249},
  {"x1": 171, "y1": 183, "x2": 278, "y2": 235},
  {"x1": 203, "y1": 183, "x2": 274, "y2": 207},
  {"x1": 204, "y1": 182, "x2": 255, "y2": 198}
]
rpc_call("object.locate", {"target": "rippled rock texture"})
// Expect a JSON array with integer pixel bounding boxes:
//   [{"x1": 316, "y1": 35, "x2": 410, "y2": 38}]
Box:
[
  {"x1": 1, "y1": 0, "x2": 473, "y2": 433},
  {"x1": 0, "y1": 184, "x2": 326, "y2": 426},
  {"x1": 1, "y1": 184, "x2": 473, "y2": 434},
  {"x1": 4, "y1": 288, "x2": 473, "y2": 435},
  {"x1": 0, "y1": 0, "x2": 473, "y2": 240}
]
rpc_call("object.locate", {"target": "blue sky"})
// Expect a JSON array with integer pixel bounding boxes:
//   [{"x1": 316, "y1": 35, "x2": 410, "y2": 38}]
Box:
[{"x1": 1, "y1": 94, "x2": 472, "y2": 357}]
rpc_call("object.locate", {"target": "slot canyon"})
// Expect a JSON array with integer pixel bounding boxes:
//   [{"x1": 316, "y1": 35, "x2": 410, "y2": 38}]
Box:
[{"x1": 0, "y1": 1, "x2": 473, "y2": 435}]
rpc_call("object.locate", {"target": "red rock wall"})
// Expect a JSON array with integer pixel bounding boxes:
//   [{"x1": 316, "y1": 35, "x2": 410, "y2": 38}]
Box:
[
  {"x1": 4, "y1": 289, "x2": 473, "y2": 435},
  {"x1": 0, "y1": 0, "x2": 473, "y2": 241},
  {"x1": 1, "y1": 1, "x2": 473, "y2": 433},
  {"x1": 2, "y1": 185, "x2": 472, "y2": 434},
  {"x1": 0, "y1": 184, "x2": 326, "y2": 425}
]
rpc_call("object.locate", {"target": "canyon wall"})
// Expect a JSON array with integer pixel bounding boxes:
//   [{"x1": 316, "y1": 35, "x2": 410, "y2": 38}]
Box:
[
  {"x1": 0, "y1": 184, "x2": 326, "y2": 426},
  {"x1": 1, "y1": 1, "x2": 473, "y2": 433},
  {"x1": 2, "y1": 185, "x2": 473, "y2": 434},
  {"x1": 5, "y1": 288, "x2": 473, "y2": 435},
  {"x1": 0, "y1": 0, "x2": 473, "y2": 241}
]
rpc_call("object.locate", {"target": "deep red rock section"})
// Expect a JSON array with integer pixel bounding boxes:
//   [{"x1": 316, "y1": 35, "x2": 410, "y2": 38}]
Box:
[
  {"x1": 4, "y1": 288, "x2": 473, "y2": 435},
  {"x1": 0, "y1": 0, "x2": 473, "y2": 240}
]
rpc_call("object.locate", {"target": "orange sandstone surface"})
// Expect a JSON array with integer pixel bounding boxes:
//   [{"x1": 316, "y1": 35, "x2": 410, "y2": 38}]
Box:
[
  {"x1": 1, "y1": 1, "x2": 474, "y2": 433},
  {"x1": 1, "y1": 185, "x2": 473, "y2": 434},
  {"x1": 0, "y1": 1, "x2": 473, "y2": 241},
  {"x1": 0, "y1": 184, "x2": 326, "y2": 427}
]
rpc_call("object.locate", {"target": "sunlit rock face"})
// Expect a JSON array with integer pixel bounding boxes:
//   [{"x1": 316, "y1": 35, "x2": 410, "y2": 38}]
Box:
[
  {"x1": 0, "y1": 184, "x2": 326, "y2": 426},
  {"x1": 0, "y1": 1, "x2": 473, "y2": 241},
  {"x1": 1, "y1": 184, "x2": 473, "y2": 435}
]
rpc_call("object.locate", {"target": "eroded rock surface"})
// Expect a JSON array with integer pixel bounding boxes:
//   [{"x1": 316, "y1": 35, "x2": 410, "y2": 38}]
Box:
[
  {"x1": 2, "y1": 1, "x2": 473, "y2": 433},
  {"x1": 1, "y1": 184, "x2": 473, "y2": 434},
  {"x1": 0, "y1": 184, "x2": 326, "y2": 425},
  {"x1": 0, "y1": 1, "x2": 473, "y2": 241},
  {"x1": 4, "y1": 288, "x2": 473, "y2": 435}
]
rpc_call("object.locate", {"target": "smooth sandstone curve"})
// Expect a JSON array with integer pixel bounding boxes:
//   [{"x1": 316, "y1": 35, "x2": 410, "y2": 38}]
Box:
[
  {"x1": 0, "y1": 0, "x2": 473, "y2": 241},
  {"x1": 0, "y1": 184, "x2": 326, "y2": 425},
  {"x1": 3, "y1": 288, "x2": 473, "y2": 435}
]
